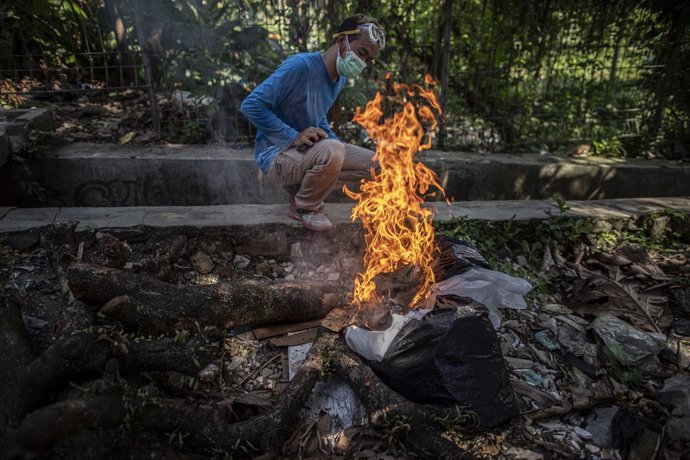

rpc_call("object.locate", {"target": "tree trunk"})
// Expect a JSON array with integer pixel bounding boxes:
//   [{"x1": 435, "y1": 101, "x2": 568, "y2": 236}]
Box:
[
  {"x1": 67, "y1": 263, "x2": 341, "y2": 333},
  {"x1": 0, "y1": 297, "x2": 33, "y2": 429}
]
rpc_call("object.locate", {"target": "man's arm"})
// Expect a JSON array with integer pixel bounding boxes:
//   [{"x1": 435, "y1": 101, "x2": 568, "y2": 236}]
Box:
[
  {"x1": 318, "y1": 115, "x2": 338, "y2": 140},
  {"x1": 240, "y1": 59, "x2": 303, "y2": 151}
]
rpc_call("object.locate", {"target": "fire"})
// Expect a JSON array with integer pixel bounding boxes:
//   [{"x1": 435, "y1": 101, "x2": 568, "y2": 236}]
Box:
[{"x1": 345, "y1": 75, "x2": 445, "y2": 306}]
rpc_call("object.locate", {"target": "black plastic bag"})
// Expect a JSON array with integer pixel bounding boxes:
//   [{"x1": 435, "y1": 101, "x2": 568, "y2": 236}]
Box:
[
  {"x1": 368, "y1": 303, "x2": 518, "y2": 428},
  {"x1": 434, "y1": 236, "x2": 491, "y2": 281}
]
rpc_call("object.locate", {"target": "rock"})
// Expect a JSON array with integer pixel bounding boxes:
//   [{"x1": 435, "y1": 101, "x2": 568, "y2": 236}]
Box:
[
  {"x1": 7, "y1": 231, "x2": 40, "y2": 250},
  {"x1": 220, "y1": 250, "x2": 235, "y2": 262},
  {"x1": 101, "y1": 295, "x2": 134, "y2": 316},
  {"x1": 232, "y1": 254, "x2": 250, "y2": 270},
  {"x1": 573, "y1": 426, "x2": 592, "y2": 440},
  {"x1": 285, "y1": 274, "x2": 295, "y2": 281},
  {"x1": 671, "y1": 318, "x2": 690, "y2": 336},
  {"x1": 612, "y1": 408, "x2": 662, "y2": 460},
  {"x1": 657, "y1": 374, "x2": 690, "y2": 442},
  {"x1": 503, "y1": 447, "x2": 544, "y2": 459},
  {"x1": 255, "y1": 261, "x2": 272, "y2": 277},
  {"x1": 584, "y1": 406, "x2": 619, "y2": 448},
  {"x1": 584, "y1": 444, "x2": 599, "y2": 455},
  {"x1": 97, "y1": 233, "x2": 132, "y2": 268},
  {"x1": 198, "y1": 364, "x2": 220, "y2": 382},
  {"x1": 273, "y1": 265, "x2": 287, "y2": 278},
  {"x1": 21, "y1": 315, "x2": 48, "y2": 335},
  {"x1": 168, "y1": 235, "x2": 188, "y2": 259},
  {"x1": 316, "y1": 265, "x2": 327, "y2": 274},
  {"x1": 199, "y1": 238, "x2": 219, "y2": 254},
  {"x1": 327, "y1": 272, "x2": 340, "y2": 281},
  {"x1": 191, "y1": 251, "x2": 215, "y2": 274},
  {"x1": 235, "y1": 231, "x2": 287, "y2": 257},
  {"x1": 649, "y1": 215, "x2": 670, "y2": 238},
  {"x1": 227, "y1": 356, "x2": 245, "y2": 371},
  {"x1": 260, "y1": 368, "x2": 273, "y2": 378},
  {"x1": 672, "y1": 288, "x2": 690, "y2": 315},
  {"x1": 290, "y1": 242, "x2": 303, "y2": 258},
  {"x1": 184, "y1": 271, "x2": 196, "y2": 280}
]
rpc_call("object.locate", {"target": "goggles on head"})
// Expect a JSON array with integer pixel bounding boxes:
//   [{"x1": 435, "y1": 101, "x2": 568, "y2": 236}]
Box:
[{"x1": 334, "y1": 22, "x2": 385, "y2": 50}]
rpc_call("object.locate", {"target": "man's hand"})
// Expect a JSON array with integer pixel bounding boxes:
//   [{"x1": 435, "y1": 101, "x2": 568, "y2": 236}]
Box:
[{"x1": 293, "y1": 127, "x2": 328, "y2": 149}]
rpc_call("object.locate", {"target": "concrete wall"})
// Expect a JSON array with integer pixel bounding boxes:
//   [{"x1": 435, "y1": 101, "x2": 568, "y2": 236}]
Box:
[{"x1": 2, "y1": 143, "x2": 689, "y2": 207}]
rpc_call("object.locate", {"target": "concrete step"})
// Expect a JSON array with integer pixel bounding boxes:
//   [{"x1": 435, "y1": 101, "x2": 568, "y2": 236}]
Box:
[
  {"x1": 2, "y1": 143, "x2": 689, "y2": 207},
  {"x1": 1, "y1": 197, "x2": 688, "y2": 234}
]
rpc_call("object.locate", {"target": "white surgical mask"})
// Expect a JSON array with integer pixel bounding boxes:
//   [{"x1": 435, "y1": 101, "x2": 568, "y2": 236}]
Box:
[{"x1": 336, "y1": 39, "x2": 367, "y2": 78}]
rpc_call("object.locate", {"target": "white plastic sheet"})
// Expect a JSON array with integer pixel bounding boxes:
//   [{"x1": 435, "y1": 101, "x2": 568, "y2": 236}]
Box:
[
  {"x1": 344, "y1": 309, "x2": 431, "y2": 362},
  {"x1": 423, "y1": 267, "x2": 533, "y2": 328}
]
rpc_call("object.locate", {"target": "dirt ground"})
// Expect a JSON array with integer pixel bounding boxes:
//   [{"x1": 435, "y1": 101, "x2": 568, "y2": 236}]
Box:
[{"x1": 0, "y1": 218, "x2": 689, "y2": 459}]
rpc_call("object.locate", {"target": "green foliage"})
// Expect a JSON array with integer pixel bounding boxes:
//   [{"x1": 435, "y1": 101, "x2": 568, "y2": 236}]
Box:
[
  {"x1": 167, "y1": 121, "x2": 208, "y2": 144},
  {"x1": 1, "y1": 0, "x2": 688, "y2": 152},
  {"x1": 593, "y1": 137, "x2": 627, "y2": 158}
]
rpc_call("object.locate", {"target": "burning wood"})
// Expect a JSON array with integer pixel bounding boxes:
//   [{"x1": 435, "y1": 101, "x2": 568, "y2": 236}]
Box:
[{"x1": 345, "y1": 75, "x2": 446, "y2": 307}]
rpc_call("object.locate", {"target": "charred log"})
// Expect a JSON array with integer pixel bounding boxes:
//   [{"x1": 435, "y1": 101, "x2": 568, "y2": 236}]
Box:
[
  {"x1": 329, "y1": 337, "x2": 475, "y2": 459},
  {"x1": 135, "y1": 333, "x2": 329, "y2": 453},
  {"x1": 0, "y1": 297, "x2": 33, "y2": 430},
  {"x1": 0, "y1": 383, "x2": 126, "y2": 460},
  {"x1": 67, "y1": 263, "x2": 339, "y2": 333},
  {"x1": 1, "y1": 335, "x2": 330, "y2": 458},
  {"x1": 40, "y1": 223, "x2": 93, "y2": 335},
  {"x1": 23, "y1": 332, "x2": 215, "y2": 410}
]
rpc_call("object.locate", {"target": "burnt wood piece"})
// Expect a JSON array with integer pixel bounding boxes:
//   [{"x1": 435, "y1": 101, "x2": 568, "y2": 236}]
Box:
[
  {"x1": 269, "y1": 328, "x2": 318, "y2": 347},
  {"x1": 0, "y1": 383, "x2": 127, "y2": 459},
  {"x1": 0, "y1": 297, "x2": 34, "y2": 429},
  {"x1": 329, "y1": 337, "x2": 476, "y2": 459},
  {"x1": 22, "y1": 332, "x2": 215, "y2": 410},
  {"x1": 67, "y1": 263, "x2": 339, "y2": 333},
  {"x1": 252, "y1": 319, "x2": 323, "y2": 340},
  {"x1": 0, "y1": 335, "x2": 330, "y2": 458}
]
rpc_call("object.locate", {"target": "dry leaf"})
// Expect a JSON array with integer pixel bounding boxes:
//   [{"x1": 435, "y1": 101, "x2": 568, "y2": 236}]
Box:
[
  {"x1": 334, "y1": 426, "x2": 363, "y2": 454},
  {"x1": 616, "y1": 245, "x2": 666, "y2": 280},
  {"x1": 568, "y1": 271, "x2": 672, "y2": 332},
  {"x1": 119, "y1": 131, "x2": 136, "y2": 144}
]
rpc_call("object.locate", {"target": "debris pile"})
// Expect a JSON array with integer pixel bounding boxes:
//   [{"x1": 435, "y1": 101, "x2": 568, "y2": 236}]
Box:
[{"x1": 0, "y1": 216, "x2": 688, "y2": 458}]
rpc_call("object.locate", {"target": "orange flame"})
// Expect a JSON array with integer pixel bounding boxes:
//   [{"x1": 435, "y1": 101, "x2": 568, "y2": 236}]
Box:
[{"x1": 345, "y1": 75, "x2": 445, "y2": 306}]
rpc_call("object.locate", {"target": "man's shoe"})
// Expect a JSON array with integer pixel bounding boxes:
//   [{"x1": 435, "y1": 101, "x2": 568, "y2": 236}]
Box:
[
  {"x1": 288, "y1": 207, "x2": 334, "y2": 231},
  {"x1": 289, "y1": 195, "x2": 324, "y2": 212}
]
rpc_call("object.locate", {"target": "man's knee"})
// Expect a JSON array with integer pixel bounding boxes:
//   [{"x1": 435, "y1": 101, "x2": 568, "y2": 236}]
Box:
[{"x1": 316, "y1": 139, "x2": 346, "y2": 168}]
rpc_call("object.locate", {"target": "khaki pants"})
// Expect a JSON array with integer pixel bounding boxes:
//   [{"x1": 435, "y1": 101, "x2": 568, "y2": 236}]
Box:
[{"x1": 267, "y1": 139, "x2": 376, "y2": 211}]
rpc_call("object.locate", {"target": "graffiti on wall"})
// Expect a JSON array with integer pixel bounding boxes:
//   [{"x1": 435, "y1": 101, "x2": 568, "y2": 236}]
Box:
[{"x1": 73, "y1": 177, "x2": 208, "y2": 206}]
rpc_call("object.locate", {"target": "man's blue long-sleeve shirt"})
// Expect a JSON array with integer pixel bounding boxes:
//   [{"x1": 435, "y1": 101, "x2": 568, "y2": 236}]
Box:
[{"x1": 240, "y1": 52, "x2": 346, "y2": 173}]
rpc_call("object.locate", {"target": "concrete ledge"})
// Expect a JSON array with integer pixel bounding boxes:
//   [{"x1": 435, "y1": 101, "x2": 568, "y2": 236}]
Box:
[
  {"x1": 2, "y1": 143, "x2": 689, "y2": 207},
  {"x1": 1, "y1": 197, "x2": 688, "y2": 234}
]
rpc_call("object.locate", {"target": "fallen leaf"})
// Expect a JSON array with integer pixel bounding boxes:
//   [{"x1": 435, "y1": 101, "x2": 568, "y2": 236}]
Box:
[
  {"x1": 119, "y1": 131, "x2": 136, "y2": 144},
  {"x1": 568, "y1": 269, "x2": 672, "y2": 332},
  {"x1": 616, "y1": 245, "x2": 666, "y2": 280}
]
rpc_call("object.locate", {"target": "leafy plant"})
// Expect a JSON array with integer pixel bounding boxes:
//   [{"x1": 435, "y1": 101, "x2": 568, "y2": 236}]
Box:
[{"x1": 592, "y1": 137, "x2": 627, "y2": 158}]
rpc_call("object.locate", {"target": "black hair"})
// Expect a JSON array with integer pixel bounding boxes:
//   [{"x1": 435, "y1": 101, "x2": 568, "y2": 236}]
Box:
[{"x1": 334, "y1": 13, "x2": 380, "y2": 43}]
